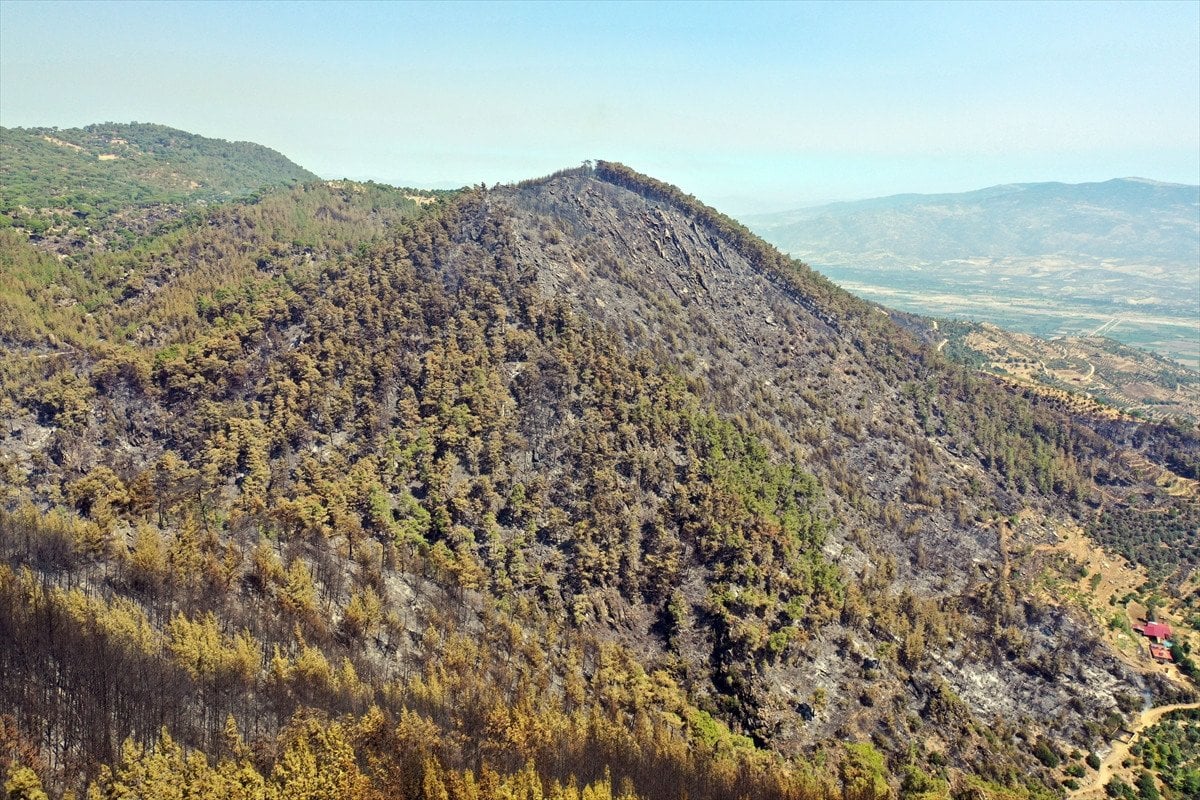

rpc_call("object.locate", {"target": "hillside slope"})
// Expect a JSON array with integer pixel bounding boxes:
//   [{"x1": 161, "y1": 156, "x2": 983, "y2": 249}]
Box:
[
  {"x1": 0, "y1": 122, "x2": 318, "y2": 241},
  {"x1": 1, "y1": 153, "x2": 1198, "y2": 799}
]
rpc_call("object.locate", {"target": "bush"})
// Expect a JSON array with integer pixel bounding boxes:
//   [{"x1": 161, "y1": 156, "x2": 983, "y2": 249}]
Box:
[
  {"x1": 1105, "y1": 776, "x2": 1135, "y2": 799},
  {"x1": 1033, "y1": 739, "x2": 1060, "y2": 768}
]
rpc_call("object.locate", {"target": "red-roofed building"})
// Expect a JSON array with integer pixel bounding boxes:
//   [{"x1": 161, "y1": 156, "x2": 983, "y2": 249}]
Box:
[
  {"x1": 1149, "y1": 643, "x2": 1173, "y2": 662},
  {"x1": 1140, "y1": 622, "x2": 1173, "y2": 640}
]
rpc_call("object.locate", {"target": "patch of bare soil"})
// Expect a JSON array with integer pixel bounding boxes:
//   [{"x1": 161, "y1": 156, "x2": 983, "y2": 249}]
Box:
[{"x1": 41, "y1": 134, "x2": 84, "y2": 152}]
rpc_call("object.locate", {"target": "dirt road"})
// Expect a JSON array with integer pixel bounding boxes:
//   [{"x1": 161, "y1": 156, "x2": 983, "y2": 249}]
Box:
[{"x1": 1070, "y1": 701, "x2": 1200, "y2": 798}]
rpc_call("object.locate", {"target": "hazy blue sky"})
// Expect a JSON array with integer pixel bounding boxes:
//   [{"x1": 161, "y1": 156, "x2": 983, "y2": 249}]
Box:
[{"x1": 2, "y1": 0, "x2": 1197, "y2": 212}]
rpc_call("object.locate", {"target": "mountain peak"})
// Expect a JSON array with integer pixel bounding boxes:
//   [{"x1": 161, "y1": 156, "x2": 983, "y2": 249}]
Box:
[{"x1": 2, "y1": 126, "x2": 1198, "y2": 800}]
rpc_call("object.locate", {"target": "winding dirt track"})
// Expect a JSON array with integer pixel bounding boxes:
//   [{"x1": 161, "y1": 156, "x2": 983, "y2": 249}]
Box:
[{"x1": 1069, "y1": 702, "x2": 1200, "y2": 798}]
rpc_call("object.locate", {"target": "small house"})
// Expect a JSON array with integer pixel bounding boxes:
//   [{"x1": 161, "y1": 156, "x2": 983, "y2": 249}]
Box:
[
  {"x1": 1133, "y1": 621, "x2": 1173, "y2": 641},
  {"x1": 1149, "y1": 643, "x2": 1174, "y2": 663}
]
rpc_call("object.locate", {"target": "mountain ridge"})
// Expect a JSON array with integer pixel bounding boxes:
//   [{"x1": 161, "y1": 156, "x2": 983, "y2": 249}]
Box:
[{"x1": 749, "y1": 177, "x2": 1200, "y2": 225}]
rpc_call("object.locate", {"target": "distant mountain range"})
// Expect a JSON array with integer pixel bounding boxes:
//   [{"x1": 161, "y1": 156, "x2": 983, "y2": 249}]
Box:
[
  {"x1": 746, "y1": 179, "x2": 1200, "y2": 367},
  {"x1": 746, "y1": 178, "x2": 1199, "y2": 269}
]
